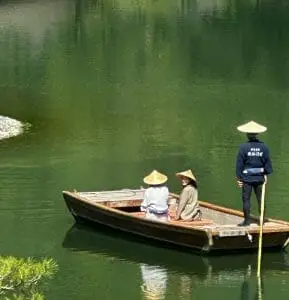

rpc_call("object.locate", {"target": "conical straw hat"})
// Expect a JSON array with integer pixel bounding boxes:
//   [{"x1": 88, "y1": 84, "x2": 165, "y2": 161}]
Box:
[
  {"x1": 237, "y1": 121, "x2": 267, "y2": 133},
  {"x1": 143, "y1": 170, "x2": 168, "y2": 185},
  {"x1": 176, "y1": 169, "x2": 196, "y2": 182}
]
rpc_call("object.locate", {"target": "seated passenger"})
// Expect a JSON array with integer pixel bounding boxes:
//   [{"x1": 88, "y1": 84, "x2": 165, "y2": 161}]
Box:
[
  {"x1": 141, "y1": 170, "x2": 169, "y2": 222},
  {"x1": 175, "y1": 169, "x2": 201, "y2": 221}
]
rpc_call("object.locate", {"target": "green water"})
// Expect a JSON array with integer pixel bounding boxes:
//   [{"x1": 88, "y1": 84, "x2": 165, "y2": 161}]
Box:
[{"x1": 1, "y1": 0, "x2": 289, "y2": 299}]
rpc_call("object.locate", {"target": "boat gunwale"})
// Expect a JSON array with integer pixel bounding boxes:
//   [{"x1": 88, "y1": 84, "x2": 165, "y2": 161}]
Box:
[
  {"x1": 62, "y1": 189, "x2": 289, "y2": 234},
  {"x1": 75, "y1": 189, "x2": 289, "y2": 226},
  {"x1": 63, "y1": 190, "x2": 289, "y2": 236},
  {"x1": 62, "y1": 191, "x2": 211, "y2": 234}
]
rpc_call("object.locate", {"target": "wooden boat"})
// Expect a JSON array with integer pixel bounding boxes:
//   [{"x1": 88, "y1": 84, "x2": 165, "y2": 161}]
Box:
[{"x1": 62, "y1": 188, "x2": 289, "y2": 254}]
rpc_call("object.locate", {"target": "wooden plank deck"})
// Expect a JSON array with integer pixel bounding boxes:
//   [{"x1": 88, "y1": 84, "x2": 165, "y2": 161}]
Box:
[
  {"x1": 78, "y1": 190, "x2": 289, "y2": 230},
  {"x1": 79, "y1": 189, "x2": 145, "y2": 201}
]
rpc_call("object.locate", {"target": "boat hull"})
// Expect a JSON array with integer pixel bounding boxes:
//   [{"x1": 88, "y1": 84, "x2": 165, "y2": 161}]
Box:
[
  {"x1": 63, "y1": 191, "x2": 289, "y2": 255},
  {"x1": 64, "y1": 192, "x2": 210, "y2": 253}
]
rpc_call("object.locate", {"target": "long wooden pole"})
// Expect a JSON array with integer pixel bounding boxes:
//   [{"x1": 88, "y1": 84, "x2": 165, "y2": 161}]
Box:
[{"x1": 257, "y1": 175, "x2": 267, "y2": 278}]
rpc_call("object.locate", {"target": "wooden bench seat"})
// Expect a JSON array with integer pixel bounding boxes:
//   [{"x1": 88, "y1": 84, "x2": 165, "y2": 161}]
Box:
[
  {"x1": 169, "y1": 219, "x2": 214, "y2": 226},
  {"x1": 131, "y1": 212, "x2": 145, "y2": 217},
  {"x1": 130, "y1": 211, "x2": 214, "y2": 226}
]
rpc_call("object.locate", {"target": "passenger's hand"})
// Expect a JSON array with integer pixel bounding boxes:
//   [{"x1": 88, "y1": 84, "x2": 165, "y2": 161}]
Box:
[{"x1": 237, "y1": 180, "x2": 243, "y2": 188}]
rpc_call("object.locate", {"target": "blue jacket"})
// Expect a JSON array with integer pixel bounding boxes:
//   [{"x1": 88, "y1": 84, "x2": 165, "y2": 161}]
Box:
[{"x1": 236, "y1": 139, "x2": 273, "y2": 183}]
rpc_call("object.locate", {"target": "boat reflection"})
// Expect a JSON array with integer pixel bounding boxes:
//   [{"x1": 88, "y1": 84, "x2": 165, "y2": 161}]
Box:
[
  {"x1": 62, "y1": 223, "x2": 289, "y2": 280},
  {"x1": 62, "y1": 223, "x2": 289, "y2": 299}
]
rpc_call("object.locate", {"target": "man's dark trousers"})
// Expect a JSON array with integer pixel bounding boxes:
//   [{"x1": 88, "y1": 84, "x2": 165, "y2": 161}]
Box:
[{"x1": 242, "y1": 182, "x2": 264, "y2": 221}]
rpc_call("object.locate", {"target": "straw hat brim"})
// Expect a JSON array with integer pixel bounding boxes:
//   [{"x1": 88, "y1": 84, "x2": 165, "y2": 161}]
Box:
[
  {"x1": 176, "y1": 170, "x2": 196, "y2": 182},
  {"x1": 237, "y1": 121, "x2": 267, "y2": 133},
  {"x1": 143, "y1": 177, "x2": 167, "y2": 185},
  {"x1": 143, "y1": 170, "x2": 168, "y2": 185}
]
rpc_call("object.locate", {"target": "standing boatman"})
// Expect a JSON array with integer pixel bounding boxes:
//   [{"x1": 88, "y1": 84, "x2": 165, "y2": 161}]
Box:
[{"x1": 236, "y1": 121, "x2": 273, "y2": 226}]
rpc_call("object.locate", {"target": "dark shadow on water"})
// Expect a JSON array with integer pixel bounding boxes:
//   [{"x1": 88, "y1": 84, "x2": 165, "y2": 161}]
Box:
[{"x1": 62, "y1": 221, "x2": 289, "y2": 278}]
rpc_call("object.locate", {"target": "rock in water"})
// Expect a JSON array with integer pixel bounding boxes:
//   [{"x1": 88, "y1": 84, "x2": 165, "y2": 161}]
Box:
[{"x1": 0, "y1": 116, "x2": 26, "y2": 141}]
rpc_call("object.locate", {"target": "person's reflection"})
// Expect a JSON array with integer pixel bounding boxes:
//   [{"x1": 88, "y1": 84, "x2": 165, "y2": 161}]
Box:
[
  {"x1": 179, "y1": 274, "x2": 193, "y2": 299},
  {"x1": 140, "y1": 263, "x2": 168, "y2": 300},
  {"x1": 240, "y1": 265, "x2": 264, "y2": 300},
  {"x1": 240, "y1": 265, "x2": 251, "y2": 300}
]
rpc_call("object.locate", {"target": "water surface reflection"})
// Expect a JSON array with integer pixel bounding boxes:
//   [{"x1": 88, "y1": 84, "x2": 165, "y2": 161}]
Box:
[
  {"x1": 140, "y1": 263, "x2": 168, "y2": 300},
  {"x1": 62, "y1": 223, "x2": 289, "y2": 299}
]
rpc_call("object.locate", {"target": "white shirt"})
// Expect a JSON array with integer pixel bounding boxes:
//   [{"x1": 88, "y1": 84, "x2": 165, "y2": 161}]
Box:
[{"x1": 140, "y1": 186, "x2": 169, "y2": 214}]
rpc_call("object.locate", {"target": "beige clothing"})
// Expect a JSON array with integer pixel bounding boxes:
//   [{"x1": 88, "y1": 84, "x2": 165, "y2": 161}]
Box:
[{"x1": 176, "y1": 185, "x2": 200, "y2": 221}]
